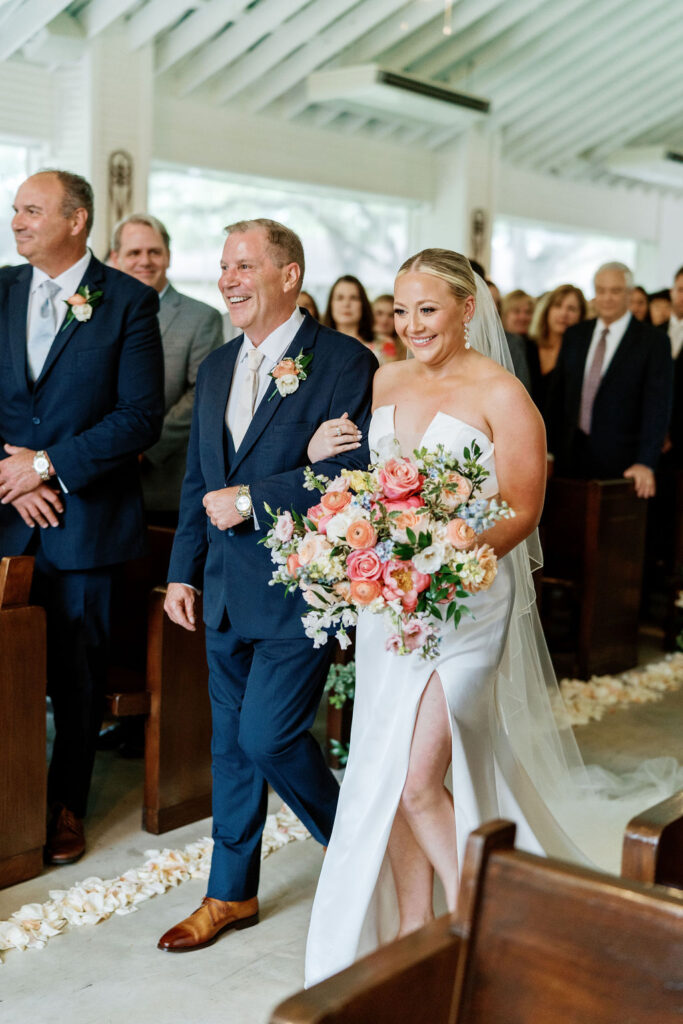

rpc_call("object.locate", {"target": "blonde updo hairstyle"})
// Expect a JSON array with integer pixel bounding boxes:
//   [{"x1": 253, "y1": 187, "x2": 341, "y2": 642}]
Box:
[{"x1": 396, "y1": 248, "x2": 477, "y2": 303}]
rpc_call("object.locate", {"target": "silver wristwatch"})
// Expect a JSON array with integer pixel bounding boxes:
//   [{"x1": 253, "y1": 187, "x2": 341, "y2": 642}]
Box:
[
  {"x1": 33, "y1": 450, "x2": 50, "y2": 481},
  {"x1": 234, "y1": 484, "x2": 253, "y2": 519}
]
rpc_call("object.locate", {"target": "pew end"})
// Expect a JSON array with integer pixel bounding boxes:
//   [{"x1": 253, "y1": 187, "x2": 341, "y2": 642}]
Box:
[
  {"x1": 622, "y1": 789, "x2": 683, "y2": 890},
  {"x1": 0, "y1": 556, "x2": 47, "y2": 889}
]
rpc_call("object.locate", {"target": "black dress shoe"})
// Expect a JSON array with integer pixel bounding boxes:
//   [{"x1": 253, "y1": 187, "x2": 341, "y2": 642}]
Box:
[{"x1": 44, "y1": 804, "x2": 85, "y2": 865}]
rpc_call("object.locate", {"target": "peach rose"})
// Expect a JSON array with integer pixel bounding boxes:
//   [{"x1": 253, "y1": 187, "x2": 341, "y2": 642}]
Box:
[
  {"x1": 67, "y1": 293, "x2": 87, "y2": 306},
  {"x1": 286, "y1": 553, "x2": 301, "y2": 576},
  {"x1": 346, "y1": 519, "x2": 378, "y2": 550},
  {"x1": 350, "y1": 579, "x2": 382, "y2": 605},
  {"x1": 446, "y1": 518, "x2": 476, "y2": 550},
  {"x1": 441, "y1": 473, "x2": 473, "y2": 512},
  {"x1": 462, "y1": 544, "x2": 498, "y2": 593},
  {"x1": 298, "y1": 533, "x2": 332, "y2": 566},
  {"x1": 346, "y1": 548, "x2": 383, "y2": 582},
  {"x1": 393, "y1": 509, "x2": 421, "y2": 533},
  {"x1": 321, "y1": 490, "x2": 352, "y2": 513},
  {"x1": 272, "y1": 358, "x2": 298, "y2": 379},
  {"x1": 377, "y1": 458, "x2": 423, "y2": 500}
]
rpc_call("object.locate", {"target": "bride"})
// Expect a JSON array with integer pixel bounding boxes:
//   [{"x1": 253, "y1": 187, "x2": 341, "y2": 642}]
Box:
[{"x1": 302, "y1": 249, "x2": 681, "y2": 987}]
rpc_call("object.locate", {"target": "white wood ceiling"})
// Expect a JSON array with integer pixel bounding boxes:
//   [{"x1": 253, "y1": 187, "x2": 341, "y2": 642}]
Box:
[{"x1": 2, "y1": 0, "x2": 682, "y2": 192}]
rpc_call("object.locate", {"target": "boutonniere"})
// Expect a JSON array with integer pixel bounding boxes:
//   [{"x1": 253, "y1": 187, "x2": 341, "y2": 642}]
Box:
[
  {"x1": 268, "y1": 349, "x2": 313, "y2": 400},
  {"x1": 62, "y1": 285, "x2": 103, "y2": 329}
]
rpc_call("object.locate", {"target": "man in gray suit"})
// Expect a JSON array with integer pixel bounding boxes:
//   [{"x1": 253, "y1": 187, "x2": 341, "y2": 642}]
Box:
[{"x1": 110, "y1": 214, "x2": 224, "y2": 525}]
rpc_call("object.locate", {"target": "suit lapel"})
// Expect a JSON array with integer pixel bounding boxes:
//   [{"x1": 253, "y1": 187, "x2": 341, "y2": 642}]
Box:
[
  {"x1": 207, "y1": 336, "x2": 242, "y2": 470},
  {"x1": 7, "y1": 266, "x2": 32, "y2": 391},
  {"x1": 158, "y1": 283, "x2": 181, "y2": 334},
  {"x1": 35, "y1": 256, "x2": 107, "y2": 386},
  {"x1": 229, "y1": 314, "x2": 318, "y2": 478}
]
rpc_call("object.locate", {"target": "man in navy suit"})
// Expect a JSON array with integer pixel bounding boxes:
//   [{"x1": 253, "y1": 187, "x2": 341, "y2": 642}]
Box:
[
  {"x1": 0, "y1": 170, "x2": 164, "y2": 863},
  {"x1": 547, "y1": 262, "x2": 673, "y2": 498},
  {"x1": 157, "y1": 219, "x2": 376, "y2": 952}
]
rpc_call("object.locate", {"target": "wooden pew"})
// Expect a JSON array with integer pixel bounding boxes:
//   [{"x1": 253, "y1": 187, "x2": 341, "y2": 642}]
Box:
[
  {"x1": 540, "y1": 477, "x2": 647, "y2": 677},
  {"x1": 106, "y1": 527, "x2": 212, "y2": 834},
  {"x1": 622, "y1": 789, "x2": 683, "y2": 890},
  {"x1": 0, "y1": 556, "x2": 47, "y2": 889},
  {"x1": 271, "y1": 820, "x2": 683, "y2": 1024}
]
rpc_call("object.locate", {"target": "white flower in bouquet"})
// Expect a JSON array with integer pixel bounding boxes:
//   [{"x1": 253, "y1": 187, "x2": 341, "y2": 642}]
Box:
[
  {"x1": 326, "y1": 507, "x2": 357, "y2": 544},
  {"x1": 413, "y1": 541, "x2": 447, "y2": 574}
]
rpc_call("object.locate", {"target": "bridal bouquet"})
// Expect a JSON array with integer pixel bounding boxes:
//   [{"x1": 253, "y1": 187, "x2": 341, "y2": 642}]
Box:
[{"x1": 263, "y1": 440, "x2": 514, "y2": 660}]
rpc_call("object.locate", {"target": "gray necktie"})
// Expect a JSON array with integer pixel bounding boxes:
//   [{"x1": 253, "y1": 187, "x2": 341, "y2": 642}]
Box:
[
  {"x1": 579, "y1": 327, "x2": 609, "y2": 435},
  {"x1": 27, "y1": 279, "x2": 61, "y2": 381},
  {"x1": 231, "y1": 347, "x2": 265, "y2": 448}
]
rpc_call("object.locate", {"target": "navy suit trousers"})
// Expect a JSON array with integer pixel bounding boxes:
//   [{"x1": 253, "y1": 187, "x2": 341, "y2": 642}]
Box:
[{"x1": 204, "y1": 620, "x2": 339, "y2": 900}]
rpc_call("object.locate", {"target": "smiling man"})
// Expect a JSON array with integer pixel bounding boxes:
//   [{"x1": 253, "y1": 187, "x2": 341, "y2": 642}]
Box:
[
  {"x1": 0, "y1": 170, "x2": 164, "y2": 863},
  {"x1": 156, "y1": 218, "x2": 376, "y2": 953},
  {"x1": 110, "y1": 214, "x2": 223, "y2": 523}
]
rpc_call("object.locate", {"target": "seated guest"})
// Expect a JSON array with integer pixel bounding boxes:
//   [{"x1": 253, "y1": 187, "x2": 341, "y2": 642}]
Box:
[
  {"x1": 547, "y1": 262, "x2": 673, "y2": 498},
  {"x1": 324, "y1": 275, "x2": 400, "y2": 364},
  {"x1": 371, "y1": 293, "x2": 406, "y2": 362},
  {"x1": 629, "y1": 285, "x2": 650, "y2": 322},
  {"x1": 298, "y1": 290, "x2": 320, "y2": 319},
  {"x1": 527, "y1": 284, "x2": 586, "y2": 411},
  {"x1": 110, "y1": 214, "x2": 224, "y2": 526},
  {"x1": 649, "y1": 289, "x2": 672, "y2": 328},
  {"x1": 0, "y1": 170, "x2": 164, "y2": 863}
]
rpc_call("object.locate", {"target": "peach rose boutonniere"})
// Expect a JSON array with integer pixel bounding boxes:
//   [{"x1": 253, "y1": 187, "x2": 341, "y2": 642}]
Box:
[
  {"x1": 62, "y1": 285, "x2": 103, "y2": 330},
  {"x1": 268, "y1": 349, "x2": 313, "y2": 400}
]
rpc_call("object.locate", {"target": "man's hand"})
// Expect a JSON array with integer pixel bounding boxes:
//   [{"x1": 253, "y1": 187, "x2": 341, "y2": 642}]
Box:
[
  {"x1": 203, "y1": 486, "x2": 243, "y2": 530},
  {"x1": 164, "y1": 583, "x2": 197, "y2": 631},
  {"x1": 0, "y1": 445, "x2": 50, "y2": 503},
  {"x1": 11, "y1": 484, "x2": 64, "y2": 528},
  {"x1": 623, "y1": 463, "x2": 656, "y2": 499}
]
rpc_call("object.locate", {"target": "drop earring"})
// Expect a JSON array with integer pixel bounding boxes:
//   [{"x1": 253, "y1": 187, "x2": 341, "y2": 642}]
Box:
[{"x1": 464, "y1": 320, "x2": 471, "y2": 349}]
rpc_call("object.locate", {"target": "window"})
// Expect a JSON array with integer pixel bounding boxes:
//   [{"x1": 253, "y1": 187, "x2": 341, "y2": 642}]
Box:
[
  {"x1": 148, "y1": 163, "x2": 412, "y2": 312},
  {"x1": 0, "y1": 139, "x2": 47, "y2": 266},
  {"x1": 491, "y1": 217, "x2": 638, "y2": 298}
]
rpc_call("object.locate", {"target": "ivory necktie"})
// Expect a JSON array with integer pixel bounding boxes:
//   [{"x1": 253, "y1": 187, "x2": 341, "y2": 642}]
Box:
[
  {"x1": 231, "y1": 347, "x2": 265, "y2": 448},
  {"x1": 579, "y1": 327, "x2": 609, "y2": 435},
  {"x1": 27, "y1": 279, "x2": 61, "y2": 381}
]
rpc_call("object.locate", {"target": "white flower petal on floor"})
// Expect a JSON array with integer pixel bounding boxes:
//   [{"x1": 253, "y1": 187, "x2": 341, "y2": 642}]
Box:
[
  {"x1": 0, "y1": 805, "x2": 309, "y2": 962},
  {"x1": 556, "y1": 652, "x2": 683, "y2": 727}
]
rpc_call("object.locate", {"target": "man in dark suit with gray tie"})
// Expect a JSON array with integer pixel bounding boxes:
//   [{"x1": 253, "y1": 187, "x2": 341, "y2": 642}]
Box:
[
  {"x1": 547, "y1": 262, "x2": 673, "y2": 498},
  {"x1": 0, "y1": 170, "x2": 164, "y2": 864},
  {"x1": 110, "y1": 214, "x2": 224, "y2": 525}
]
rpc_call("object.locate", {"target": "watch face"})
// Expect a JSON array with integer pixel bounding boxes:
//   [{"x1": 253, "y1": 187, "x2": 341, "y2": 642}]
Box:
[
  {"x1": 34, "y1": 455, "x2": 49, "y2": 472},
  {"x1": 236, "y1": 495, "x2": 251, "y2": 513}
]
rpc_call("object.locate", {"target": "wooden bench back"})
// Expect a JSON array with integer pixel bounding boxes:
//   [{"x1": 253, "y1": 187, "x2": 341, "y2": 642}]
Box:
[
  {"x1": 622, "y1": 789, "x2": 683, "y2": 890},
  {"x1": 451, "y1": 821, "x2": 683, "y2": 1024}
]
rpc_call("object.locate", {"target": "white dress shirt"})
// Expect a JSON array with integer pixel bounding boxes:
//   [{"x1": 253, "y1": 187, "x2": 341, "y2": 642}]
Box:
[
  {"x1": 27, "y1": 249, "x2": 92, "y2": 338},
  {"x1": 582, "y1": 310, "x2": 632, "y2": 382},
  {"x1": 225, "y1": 306, "x2": 305, "y2": 437},
  {"x1": 668, "y1": 313, "x2": 683, "y2": 360}
]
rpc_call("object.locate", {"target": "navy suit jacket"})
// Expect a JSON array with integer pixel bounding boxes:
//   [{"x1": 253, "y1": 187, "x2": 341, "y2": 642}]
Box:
[
  {"x1": 0, "y1": 256, "x2": 165, "y2": 570},
  {"x1": 168, "y1": 312, "x2": 378, "y2": 637},
  {"x1": 546, "y1": 315, "x2": 673, "y2": 478}
]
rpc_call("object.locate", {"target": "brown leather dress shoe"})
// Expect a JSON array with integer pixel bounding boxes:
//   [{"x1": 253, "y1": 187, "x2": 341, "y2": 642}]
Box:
[
  {"x1": 44, "y1": 805, "x2": 85, "y2": 865},
  {"x1": 157, "y1": 896, "x2": 259, "y2": 952}
]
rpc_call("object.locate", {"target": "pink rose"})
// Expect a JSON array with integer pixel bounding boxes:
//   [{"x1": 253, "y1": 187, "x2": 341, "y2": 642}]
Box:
[
  {"x1": 274, "y1": 511, "x2": 295, "y2": 543},
  {"x1": 306, "y1": 504, "x2": 334, "y2": 533},
  {"x1": 326, "y1": 476, "x2": 350, "y2": 493},
  {"x1": 346, "y1": 548, "x2": 383, "y2": 581},
  {"x1": 377, "y1": 458, "x2": 423, "y2": 500},
  {"x1": 381, "y1": 495, "x2": 424, "y2": 513},
  {"x1": 446, "y1": 518, "x2": 476, "y2": 550},
  {"x1": 299, "y1": 533, "x2": 332, "y2": 566}
]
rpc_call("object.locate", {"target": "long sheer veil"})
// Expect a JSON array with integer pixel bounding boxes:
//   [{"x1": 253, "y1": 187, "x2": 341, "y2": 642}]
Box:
[{"x1": 469, "y1": 274, "x2": 683, "y2": 871}]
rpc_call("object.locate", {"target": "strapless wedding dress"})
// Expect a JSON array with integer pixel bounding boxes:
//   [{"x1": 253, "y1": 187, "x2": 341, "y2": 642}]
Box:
[{"x1": 305, "y1": 405, "x2": 683, "y2": 987}]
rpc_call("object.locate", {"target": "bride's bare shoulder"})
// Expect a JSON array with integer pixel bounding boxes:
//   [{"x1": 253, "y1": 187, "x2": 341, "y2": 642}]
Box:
[{"x1": 372, "y1": 360, "x2": 411, "y2": 407}]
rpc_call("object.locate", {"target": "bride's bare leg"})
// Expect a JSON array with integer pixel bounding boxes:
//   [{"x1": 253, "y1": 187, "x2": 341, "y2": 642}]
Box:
[
  {"x1": 387, "y1": 803, "x2": 434, "y2": 936},
  {"x1": 397, "y1": 671, "x2": 459, "y2": 913}
]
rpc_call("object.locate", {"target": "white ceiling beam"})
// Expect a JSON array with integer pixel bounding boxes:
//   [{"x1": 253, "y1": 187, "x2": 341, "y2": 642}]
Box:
[
  {"x1": 338, "y1": 112, "x2": 370, "y2": 136},
  {"x1": 242, "y1": 0, "x2": 404, "y2": 115},
  {"x1": 423, "y1": 123, "x2": 468, "y2": 150},
  {"x1": 127, "y1": 0, "x2": 196, "y2": 51},
  {"x1": 0, "y1": 0, "x2": 71, "y2": 59},
  {"x1": 79, "y1": 0, "x2": 140, "y2": 38},
  {"x1": 213, "y1": 0, "x2": 361, "y2": 105},
  {"x1": 411, "y1": 0, "x2": 549, "y2": 80},
  {"x1": 380, "y1": 0, "x2": 506, "y2": 74},
  {"x1": 581, "y1": 74, "x2": 683, "y2": 167},
  {"x1": 154, "y1": 0, "x2": 250, "y2": 74},
  {"x1": 482, "y1": 0, "x2": 637, "y2": 120},
  {"x1": 504, "y1": 1, "x2": 676, "y2": 156},
  {"x1": 529, "y1": 51, "x2": 683, "y2": 173}
]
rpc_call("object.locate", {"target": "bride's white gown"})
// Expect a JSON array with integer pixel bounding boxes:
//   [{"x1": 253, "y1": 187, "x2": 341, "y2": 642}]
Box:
[{"x1": 305, "y1": 405, "x2": 683, "y2": 987}]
